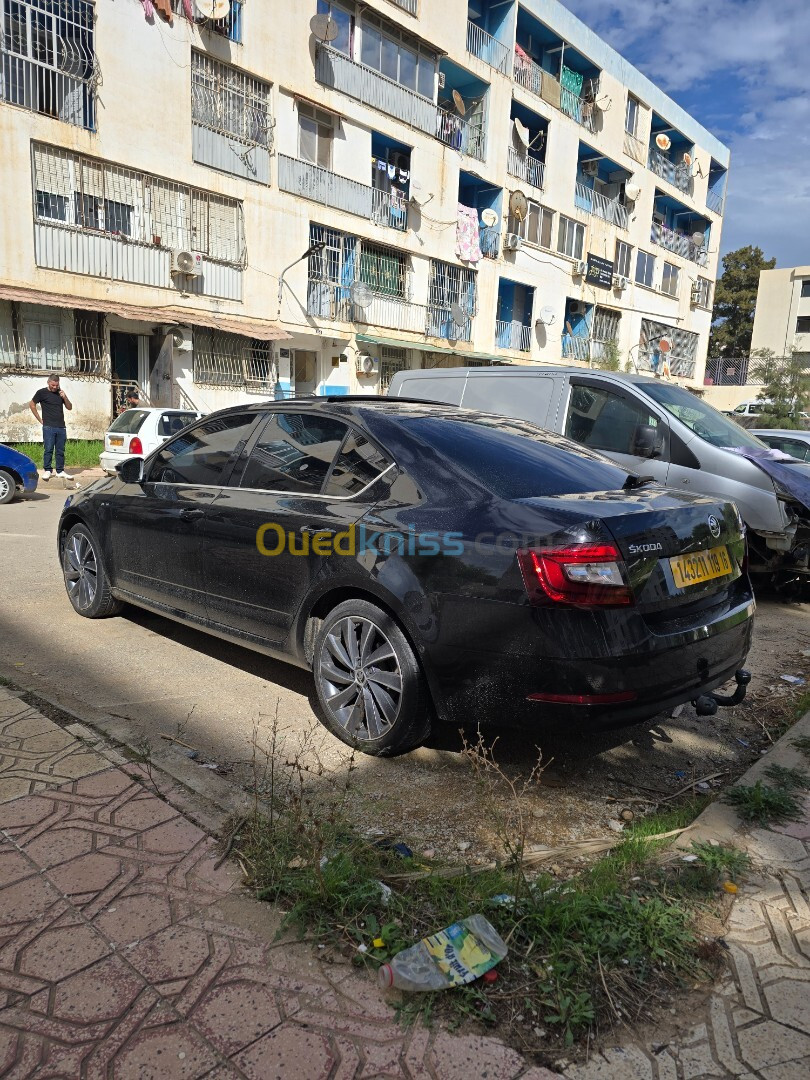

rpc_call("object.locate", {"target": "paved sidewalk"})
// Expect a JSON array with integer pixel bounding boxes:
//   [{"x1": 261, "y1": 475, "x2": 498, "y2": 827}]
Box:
[
  {"x1": 0, "y1": 687, "x2": 555, "y2": 1080},
  {"x1": 563, "y1": 719, "x2": 810, "y2": 1080}
]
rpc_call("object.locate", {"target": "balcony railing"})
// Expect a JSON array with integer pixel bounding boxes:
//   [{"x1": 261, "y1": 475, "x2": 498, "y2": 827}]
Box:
[
  {"x1": 707, "y1": 190, "x2": 725, "y2": 215},
  {"x1": 648, "y1": 149, "x2": 692, "y2": 195},
  {"x1": 650, "y1": 221, "x2": 708, "y2": 266},
  {"x1": 389, "y1": 0, "x2": 418, "y2": 14},
  {"x1": 480, "y1": 225, "x2": 500, "y2": 259},
  {"x1": 466, "y1": 21, "x2": 510, "y2": 74},
  {"x1": 562, "y1": 335, "x2": 592, "y2": 362},
  {"x1": 315, "y1": 44, "x2": 437, "y2": 137},
  {"x1": 307, "y1": 279, "x2": 427, "y2": 333},
  {"x1": 513, "y1": 52, "x2": 544, "y2": 98},
  {"x1": 278, "y1": 156, "x2": 407, "y2": 232},
  {"x1": 623, "y1": 130, "x2": 645, "y2": 164},
  {"x1": 704, "y1": 356, "x2": 759, "y2": 386},
  {"x1": 507, "y1": 147, "x2": 546, "y2": 190},
  {"x1": 436, "y1": 105, "x2": 486, "y2": 161},
  {"x1": 495, "y1": 321, "x2": 532, "y2": 352},
  {"x1": 574, "y1": 183, "x2": 629, "y2": 229},
  {"x1": 426, "y1": 305, "x2": 473, "y2": 342},
  {"x1": 560, "y1": 87, "x2": 596, "y2": 132},
  {"x1": 637, "y1": 353, "x2": 697, "y2": 379}
]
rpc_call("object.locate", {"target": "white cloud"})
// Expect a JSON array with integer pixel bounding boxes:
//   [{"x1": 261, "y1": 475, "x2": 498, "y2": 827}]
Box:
[{"x1": 560, "y1": 0, "x2": 810, "y2": 266}]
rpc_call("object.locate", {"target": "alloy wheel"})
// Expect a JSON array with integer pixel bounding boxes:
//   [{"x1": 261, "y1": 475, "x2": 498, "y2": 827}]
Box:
[
  {"x1": 317, "y1": 616, "x2": 403, "y2": 741},
  {"x1": 0, "y1": 474, "x2": 10, "y2": 501},
  {"x1": 64, "y1": 532, "x2": 98, "y2": 612}
]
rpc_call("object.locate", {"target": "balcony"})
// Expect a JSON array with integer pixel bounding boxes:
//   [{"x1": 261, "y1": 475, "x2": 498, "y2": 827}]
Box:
[
  {"x1": 575, "y1": 182, "x2": 628, "y2": 229},
  {"x1": 507, "y1": 147, "x2": 545, "y2": 190},
  {"x1": 561, "y1": 335, "x2": 592, "y2": 362},
  {"x1": 306, "y1": 279, "x2": 427, "y2": 334},
  {"x1": 436, "y1": 104, "x2": 486, "y2": 161},
  {"x1": 650, "y1": 221, "x2": 708, "y2": 266},
  {"x1": 466, "y1": 20, "x2": 510, "y2": 75},
  {"x1": 278, "y1": 156, "x2": 407, "y2": 232},
  {"x1": 315, "y1": 44, "x2": 437, "y2": 137},
  {"x1": 649, "y1": 149, "x2": 692, "y2": 195},
  {"x1": 495, "y1": 321, "x2": 531, "y2": 352},
  {"x1": 707, "y1": 190, "x2": 725, "y2": 215},
  {"x1": 623, "y1": 131, "x2": 645, "y2": 165},
  {"x1": 389, "y1": 0, "x2": 417, "y2": 13}
]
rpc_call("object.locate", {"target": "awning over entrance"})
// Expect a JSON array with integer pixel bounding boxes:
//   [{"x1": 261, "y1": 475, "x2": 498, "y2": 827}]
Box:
[
  {"x1": 0, "y1": 284, "x2": 291, "y2": 342},
  {"x1": 355, "y1": 334, "x2": 512, "y2": 365}
]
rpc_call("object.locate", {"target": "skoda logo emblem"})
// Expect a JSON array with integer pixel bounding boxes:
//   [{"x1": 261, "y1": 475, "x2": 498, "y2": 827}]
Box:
[{"x1": 708, "y1": 515, "x2": 721, "y2": 539}]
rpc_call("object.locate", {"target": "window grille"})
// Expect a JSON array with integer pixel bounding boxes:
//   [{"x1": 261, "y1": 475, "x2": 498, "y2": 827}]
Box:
[
  {"x1": 191, "y1": 51, "x2": 270, "y2": 150},
  {"x1": 427, "y1": 260, "x2": 477, "y2": 342},
  {"x1": 591, "y1": 307, "x2": 620, "y2": 344},
  {"x1": 0, "y1": 0, "x2": 96, "y2": 129},
  {"x1": 379, "y1": 345, "x2": 408, "y2": 391},
  {"x1": 193, "y1": 327, "x2": 274, "y2": 390},
  {"x1": 640, "y1": 318, "x2": 698, "y2": 377},
  {"x1": 0, "y1": 300, "x2": 107, "y2": 375},
  {"x1": 172, "y1": 0, "x2": 243, "y2": 43},
  {"x1": 32, "y1": 143, "x2": 245, "y2": 265}
]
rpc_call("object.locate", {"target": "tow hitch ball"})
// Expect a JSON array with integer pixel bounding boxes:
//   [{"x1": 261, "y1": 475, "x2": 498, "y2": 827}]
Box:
[{"x1": 692, "y1": 669, "x2": 752, "y2": 717}]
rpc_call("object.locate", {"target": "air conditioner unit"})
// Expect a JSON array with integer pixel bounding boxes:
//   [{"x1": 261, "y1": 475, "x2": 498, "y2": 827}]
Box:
[
  {"x1": 438, "y1": 71, "x2": 446, "y2": 89},
  {"x1": 569, "y1": 301, "x2": 587, "y2": 315},
  {"x1": 582, "y1": 160, "x2": 600, "y2": 177},
  {"x1": 573, "y1": 260, "x2": 587, "y2": 277},
  {"x1": 171, "y1": 249, "x2": 203, "y2": 277},
  {"x1": 356, "y1": 353, "x2": 380, "y2": 375},
  {"x1": 170, "y1": 327, "x2": 193, "y2": 352},
  {"x1": 504, "y1": 233, "x2": 523, "y2": 251},
  {"x1": 614, "y1": 275, "x2": 629, "y2": 289},
  {"x1": 690, "y1": 283, "x2": 703, "y2": 304}
]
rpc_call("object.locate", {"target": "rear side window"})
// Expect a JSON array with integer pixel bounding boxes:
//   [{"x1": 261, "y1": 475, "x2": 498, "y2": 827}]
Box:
[
  {"x1": 401, "y1": 414, "x2": 629, "y2": 499},
  {"x1": 148, "y1": 413, "x2": 257, "y2": 485},
  {"x1": 109, "y1": 410, "x2": 149, "y2": 434},
  {"x1": 240, "y1": 413, "x2": 348, "y2": 494},
  {"x1": 323, "y1": 431, "x2": 393, "y2": 496},
  {"x1": 158, "y1": 412, "x2": 198, "y2": 437}
]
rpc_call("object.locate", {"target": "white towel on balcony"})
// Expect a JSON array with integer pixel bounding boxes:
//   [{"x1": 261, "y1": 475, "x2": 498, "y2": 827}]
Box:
[{"x1": 456, "y1": 204, "x2": 483, "y2": 264}]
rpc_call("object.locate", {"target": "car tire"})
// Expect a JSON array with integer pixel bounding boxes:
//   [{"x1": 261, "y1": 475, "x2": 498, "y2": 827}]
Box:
[
  {"x1": 313, "y1": 599, "x2": 431, "y2": 756},
  {"x1": 62, "y1": 523, "x2": 123, "y2": 618},
  {"x1": 0, "y1": 469, "x2": 17, "y2": 504}
]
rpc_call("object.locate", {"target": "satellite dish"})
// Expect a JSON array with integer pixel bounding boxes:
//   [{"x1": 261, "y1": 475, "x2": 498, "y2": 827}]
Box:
[
  {"x1": 509, "y1": 189, "x2": 528, "y2": 222},
  {"x1": 349, "y1": 281, "x2": 373, "y2": 309},
  {"x1": 595, "y1": 95, "x2": 612, "y2": 111},
  {"x1": 682, "y1": 152, "x2": 693, "y2": 167},
  {"x1": 450, "y1": 302, "x2": 468, "y2": 327},
  {"x1": 411, "y1": 178, "x2": 423, "y2": 193},
  {"x1": 452, "y1": 90, "x2": 466, "y2": 116},
  {"x1": 309, "y1": 12, "x2": 339, "y2": 42},
  {"x1": 513, "y1": 117, "x2": 530, "y2": 148},
  {"x1": 481, "y1": 208, "x2": 498, "y2": 228},
  {"x1": 655, "y1": 133, "x2": 672, "y2": 152},
  {"x1": 624, "y1": 181, "x2": 642, "y2": 202},
  {"x1": 658, "y1": 337, "x2": 672, "y2": 354},
  {"x1": 538, "y1": 305, "x2": 556, "y2": 326},
  {"x1": 691, "y1": 230, "x2": 705, "y2": 246}
]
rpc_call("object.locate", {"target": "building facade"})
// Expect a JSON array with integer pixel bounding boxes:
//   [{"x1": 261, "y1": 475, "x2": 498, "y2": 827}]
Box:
[
  {"x1": 0, "y1": 0, "x2": 730, "y2": 441},
  {"x1": 751, "y1": 267, "x2": 810, "y2": 362}
]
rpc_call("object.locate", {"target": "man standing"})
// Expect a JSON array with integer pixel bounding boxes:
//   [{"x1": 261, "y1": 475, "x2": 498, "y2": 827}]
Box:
[{"x1": 29, "y1": 374, "x2": 74, "y2": 481}]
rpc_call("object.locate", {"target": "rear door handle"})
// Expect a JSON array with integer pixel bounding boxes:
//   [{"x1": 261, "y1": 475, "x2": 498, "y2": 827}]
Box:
[{"x1": 180, "y1": 508, "x2": 205, "y2": 521}]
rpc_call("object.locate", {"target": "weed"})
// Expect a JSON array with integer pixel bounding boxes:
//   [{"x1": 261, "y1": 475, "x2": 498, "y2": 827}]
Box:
[
  {"x1": 792, "y1": 735, "x2": 810, "y2": 759},
  {"x1": 725, "y1": 779, "x2": 803, "y2": 825},
  {"x1": 0, "y1": 675, "x2": 12, "y2": 688},
  {"x1": 691, "y1": 842, "x2": 750, "y2": 882},
  {"x1": 763, "y1": 763, "x2": 810, "y2": 792}
]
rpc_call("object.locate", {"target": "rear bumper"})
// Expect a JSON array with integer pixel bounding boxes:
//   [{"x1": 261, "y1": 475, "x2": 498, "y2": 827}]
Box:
[{"x1": 427, "y1": 599, "x2": 755, "y2": 732}]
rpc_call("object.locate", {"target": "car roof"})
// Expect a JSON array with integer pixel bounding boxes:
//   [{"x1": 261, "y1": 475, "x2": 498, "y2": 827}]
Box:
[
  {"x1": 751, "y1": 429, "x2": 810, "y2": 438},
  {"x1": 112, "y1": 407, "x2": 200, "y2": 415}
]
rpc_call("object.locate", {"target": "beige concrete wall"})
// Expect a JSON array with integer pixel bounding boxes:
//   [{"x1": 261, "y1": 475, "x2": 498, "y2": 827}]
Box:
[{"x1": 752, "y1": 267, "x2": 810, "y2": 357}]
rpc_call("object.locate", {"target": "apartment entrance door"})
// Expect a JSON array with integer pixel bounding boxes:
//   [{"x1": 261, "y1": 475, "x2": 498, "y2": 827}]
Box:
[
  {"x1": 293, "y1": 350, "x2": 319, "y2": 396},
  {"x1": 110, "y1": 331, "x2": 141, "y2": 416}
]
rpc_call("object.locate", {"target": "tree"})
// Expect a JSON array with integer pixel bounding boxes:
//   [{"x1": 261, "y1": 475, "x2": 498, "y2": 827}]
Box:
[
  {"x1": 708, "y1": 245, "x2": 776, "y2": 359},
  {"x1": 749, "y1": 349, "x2": 810, "y2": 430}
]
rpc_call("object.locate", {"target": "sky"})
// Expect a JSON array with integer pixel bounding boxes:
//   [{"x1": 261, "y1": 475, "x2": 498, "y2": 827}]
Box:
[{"x1": 560, "y1": 0, "x2": 810, "y2": 269}]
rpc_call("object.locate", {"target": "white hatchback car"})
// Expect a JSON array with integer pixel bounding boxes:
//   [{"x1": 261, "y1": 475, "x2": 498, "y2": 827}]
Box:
[{"x1": 100, "y1": 408, "x2": 203, "y2": 475}]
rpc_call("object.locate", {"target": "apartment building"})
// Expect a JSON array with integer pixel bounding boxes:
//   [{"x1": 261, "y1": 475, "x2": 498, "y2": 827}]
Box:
[
  {"x1": 0, "y1": 0, "x2": 730, "y2": 440},
  {"x1": 751, "y1": 267, "x2": 810, "y2": 362}
]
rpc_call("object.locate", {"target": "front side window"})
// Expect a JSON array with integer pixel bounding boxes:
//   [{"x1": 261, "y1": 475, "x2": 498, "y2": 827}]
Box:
[
  {"x1": 615, "y1": 240, "x2": 632, "y2": 279},
  {"x1": 158, "y1": 412, "x2": 198, "y2": 438},
  {"x1": 557, "y1": 215, "x2": 584, "y2": 260},
  {"x1": 661, "y1": 261, "x2": 680, "y2": 296},
  {"x1": 240, "y1": 413, "x2": 348, "y2": 494},
  {"x1": 148, "y1": 413, "x2": 258, "y2": 485},
  {"x1": 298, "y1": 103, "x2": 334, "y2": 169},
  {"x1": 565, "y1": 385, "x2": 661, "y2": 456},
  {"x1": 635, "y1": 249, "x2": 655, "y2": 287}
]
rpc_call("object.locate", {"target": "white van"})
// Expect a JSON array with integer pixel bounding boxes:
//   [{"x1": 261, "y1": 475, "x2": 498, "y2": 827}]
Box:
[{"x1": 388, "y1": 366, "x2": 810, "y2": 579}]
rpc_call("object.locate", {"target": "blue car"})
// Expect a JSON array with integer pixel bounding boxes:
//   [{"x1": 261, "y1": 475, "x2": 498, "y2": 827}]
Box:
[{"x1": 0, "y1": 443, "x2": 39, "y2": 504}]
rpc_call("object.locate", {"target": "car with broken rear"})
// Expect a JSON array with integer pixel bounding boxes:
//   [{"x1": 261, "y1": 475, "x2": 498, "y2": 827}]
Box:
[{"x1": 58, "y1": 399, "x2": 754, "y2": 756}]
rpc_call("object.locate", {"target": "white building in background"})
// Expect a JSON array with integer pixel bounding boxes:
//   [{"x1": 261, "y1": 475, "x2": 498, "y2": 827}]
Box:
[
  {"x1": 0, "y1": 0, "x2": 729, "y2": 441},
  {"x1": 751, "y1": 267, "x2": 810, "y2": 362}
]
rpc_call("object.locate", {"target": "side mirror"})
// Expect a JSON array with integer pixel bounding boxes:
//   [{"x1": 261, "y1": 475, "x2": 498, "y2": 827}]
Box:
[
  {"x1": 632, "y1": 424, "x2": 660, "y2": 458},
  {"x1": 117, "y1": 457, "x2": 145, "y2": 484}
]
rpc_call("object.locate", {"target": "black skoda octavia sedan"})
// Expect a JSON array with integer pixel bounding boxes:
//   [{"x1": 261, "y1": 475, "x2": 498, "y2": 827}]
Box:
[{"x1": 59, "y1": 399, "x2": 754, "y2": 755}]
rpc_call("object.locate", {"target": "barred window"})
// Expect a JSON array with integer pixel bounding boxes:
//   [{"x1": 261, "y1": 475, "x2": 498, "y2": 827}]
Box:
[
  {"x1": 640, "y1": 318, "x2": 699, "y2": 377},
  {"x1": 360, "y1": 241, "x2": 407, "y2": 298},
  {"x1": 191, "y1": 52, "x2": 270, "y2": 149},
  {"x1": 591, "y1": 306, "x2": 620, "y2": 343},
  {"x1": 172, "y1": 0, "x2": 243, "y2": 44},
  {"x1": 32, "y1": 143, "x2": 245, "y2": 265},
  {"x1": 193, "y1": 328, "x2": 273, "y2": 390},
  {"x1": 0, "y1": 301, "x2": 106, "y2": 376},
  {"x1": 380, "y1": 345, "x2": 408, "y2": 392}
]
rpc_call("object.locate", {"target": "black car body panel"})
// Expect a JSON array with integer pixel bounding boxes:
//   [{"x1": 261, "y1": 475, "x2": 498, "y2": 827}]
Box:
[{"x1": 59, "y1": 400, "x2": 754, "y2": 736}]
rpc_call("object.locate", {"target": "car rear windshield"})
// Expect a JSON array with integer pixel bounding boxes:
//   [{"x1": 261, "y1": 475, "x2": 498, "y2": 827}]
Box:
[
  {"x1": 401, "y1": 414, "x2": 630, "y2": 499},
  {"x1": 109, "y1": 410, "x2": 149, "y2": 434}
]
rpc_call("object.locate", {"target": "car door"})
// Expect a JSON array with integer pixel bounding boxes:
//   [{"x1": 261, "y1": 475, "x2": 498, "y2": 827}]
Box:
[
  {"x1": 564, "y1": 379, "x2": 671, "y2": 482},
  {"x1": 203, "y1": 412, "x2": 394, "y2": 646},
  {"x1": 109, "y1": 412, "x2": 261, "y2": 619}
]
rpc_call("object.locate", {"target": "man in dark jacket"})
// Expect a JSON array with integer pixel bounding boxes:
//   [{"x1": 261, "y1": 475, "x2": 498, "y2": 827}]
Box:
[{"x1": 29, "y1": 374, "x2": 74, "y2": 480}]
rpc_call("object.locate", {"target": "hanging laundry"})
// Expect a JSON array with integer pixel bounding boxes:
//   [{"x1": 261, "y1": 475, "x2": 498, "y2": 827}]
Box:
[
  {"x1": 139, "y1": 0, "x2": 156, "y2": 17},
  {"x1": 182, "y1": 0, "x2": 194, "y2": 18},
  {"x1": 561, "y1": 65, "x2": 584, "y2": 96},
  {"x1": 397, "y1": 168, "x2": 410, "y2": 184},
  {"x1": 455, "y1": 204, "x2": 482, "y2": 264},
  {"x1": 387, "y1": 164, "x2": 397, "y2": 180},
  {"x1": 153, "y1": 0, "x2": 173, "y2": 22}
]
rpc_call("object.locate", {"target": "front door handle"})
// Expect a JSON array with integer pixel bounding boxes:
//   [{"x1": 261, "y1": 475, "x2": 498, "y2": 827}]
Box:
[{"x1": 180, "y1": 508, "x2": 205, "y2": 521}]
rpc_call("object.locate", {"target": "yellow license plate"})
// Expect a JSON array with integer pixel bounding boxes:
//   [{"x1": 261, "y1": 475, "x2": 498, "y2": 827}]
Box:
[
  {"x1": 109, "y1": 436, "x2": 124, "y2": 447},
  {"x1": 670, "y1": 544, "x2": 732, "y2": 589}
]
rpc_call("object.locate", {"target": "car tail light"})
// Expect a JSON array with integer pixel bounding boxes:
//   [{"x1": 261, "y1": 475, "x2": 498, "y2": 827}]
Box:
[
  {"x1": 517, "y1": 544, "x2": 633, "y2": 607},
  {"x1": 129, "y1": 436, "x2": 143, "y2": 455},
  {"x1": 527, "y1": 690, "x2": 637, "y2": 704}
]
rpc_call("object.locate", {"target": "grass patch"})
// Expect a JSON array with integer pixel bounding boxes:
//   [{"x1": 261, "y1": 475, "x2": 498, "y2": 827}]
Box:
[
  {"x1": 725, "y1": 779, "x2": 803, "y2": 826},
  {"x1": 763, "y1": 763, "x2": 810, "y2": 792},
  {"x1": 8, "y1": 440, "x2": 103, "y2": 469},
  {"x1": 792, "y1": 735, "x2": 810, "y2": 759},
  {"x1": 235, "y1": 795, "x2": 736, "y2": 1051}
]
